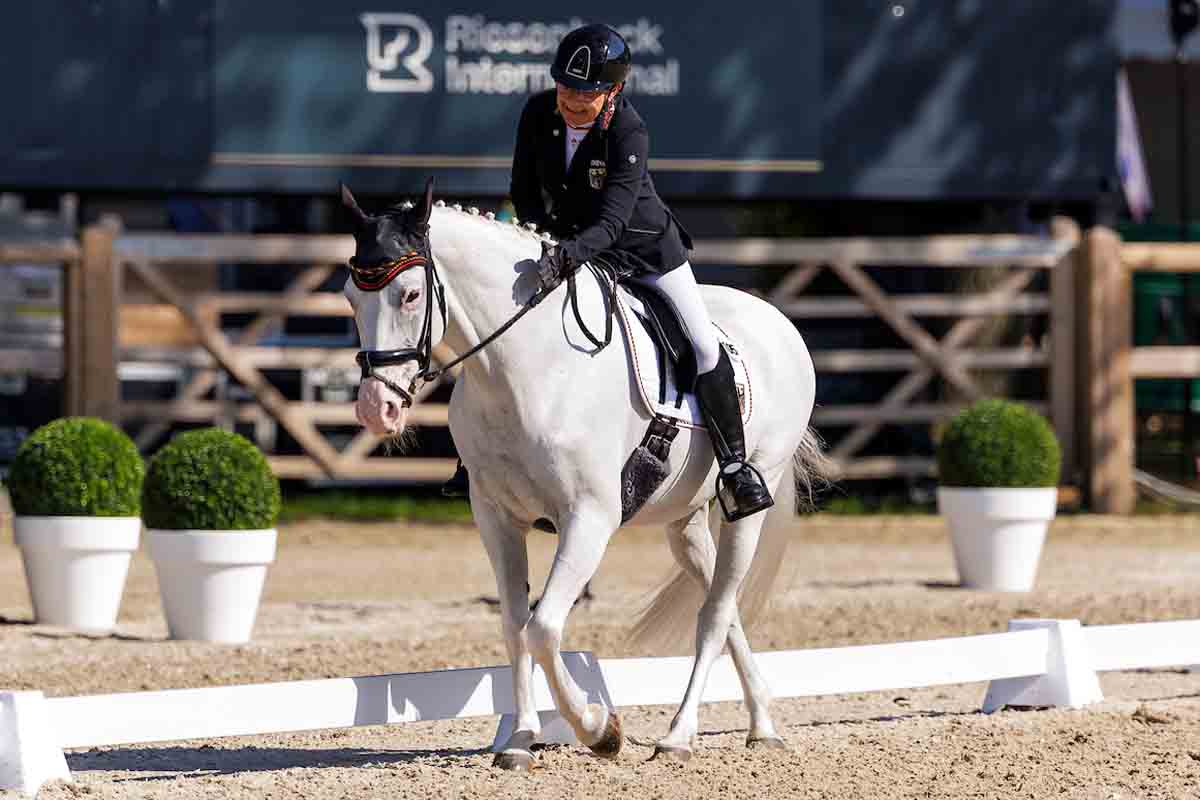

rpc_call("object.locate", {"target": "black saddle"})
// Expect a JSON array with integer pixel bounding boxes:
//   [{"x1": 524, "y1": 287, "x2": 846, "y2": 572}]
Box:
[{"x1": 620, "y1": 280, "x2": 698, "y2": 401}]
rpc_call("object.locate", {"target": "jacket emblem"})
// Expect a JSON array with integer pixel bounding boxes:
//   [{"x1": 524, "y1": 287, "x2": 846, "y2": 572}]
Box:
[{"x1": 588, "y1": 159, "x2": 607, "y2": 190}]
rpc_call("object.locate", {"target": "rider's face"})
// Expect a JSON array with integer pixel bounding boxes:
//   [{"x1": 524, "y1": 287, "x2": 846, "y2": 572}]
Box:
[{"x1": 556, "y1": 82, "x2": 608, "y2": 127}]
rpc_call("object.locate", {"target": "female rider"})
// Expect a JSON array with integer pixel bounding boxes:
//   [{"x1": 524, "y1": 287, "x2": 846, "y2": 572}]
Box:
[{"x1": 446, "y1": 23, "x2": 772, "y2": 522}]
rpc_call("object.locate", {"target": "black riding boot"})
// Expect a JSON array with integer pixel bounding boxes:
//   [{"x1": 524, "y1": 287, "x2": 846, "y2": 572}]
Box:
[
  {"x1": 693, "y1": 347, "x2": 774, "y2": 522},
  {"x1": 442, "y1": 460, "x2": 470, "y2": 498}
]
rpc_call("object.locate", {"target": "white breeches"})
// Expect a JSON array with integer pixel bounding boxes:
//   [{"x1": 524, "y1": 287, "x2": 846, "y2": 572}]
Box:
[{"x1": 629, "y1": 262, "x2": 722, "y2": 375}]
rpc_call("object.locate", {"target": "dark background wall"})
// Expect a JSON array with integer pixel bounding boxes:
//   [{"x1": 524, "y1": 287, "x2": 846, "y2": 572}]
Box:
[{"x1": 0, "y1": 1, "x2": 1118, "y2": 200}]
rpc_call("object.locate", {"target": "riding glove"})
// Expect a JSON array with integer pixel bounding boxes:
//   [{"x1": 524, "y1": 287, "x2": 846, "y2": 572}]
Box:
[{"x1": 537, "y1": 242, "x2": 574, "y2": 290}]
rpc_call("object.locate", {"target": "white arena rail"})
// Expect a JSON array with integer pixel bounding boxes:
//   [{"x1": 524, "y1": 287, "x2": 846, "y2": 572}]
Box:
[{"x1": 3, "y1": 617, "x2": 1198, "y2": 796}]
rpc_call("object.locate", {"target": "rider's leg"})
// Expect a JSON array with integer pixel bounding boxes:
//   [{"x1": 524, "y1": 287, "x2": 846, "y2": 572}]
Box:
[{"x1": 633, "y1": 262, "x2": 773, "y2": 521}]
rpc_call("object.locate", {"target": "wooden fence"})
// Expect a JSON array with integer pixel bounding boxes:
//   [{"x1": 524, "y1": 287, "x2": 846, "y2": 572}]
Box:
[{"x1": 2, "y1": 220, "x2": 1165, "y2": 511}]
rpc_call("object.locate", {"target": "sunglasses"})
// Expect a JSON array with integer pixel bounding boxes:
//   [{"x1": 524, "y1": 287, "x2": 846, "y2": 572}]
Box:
[{"x1": 556, "y1": 83, "x2": 605, "y2": 101}]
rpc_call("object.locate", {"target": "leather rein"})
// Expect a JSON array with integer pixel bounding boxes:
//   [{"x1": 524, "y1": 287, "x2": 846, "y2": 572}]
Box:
[{"x1": 352, "y1": 244, "x2": 617, "y2": 409}]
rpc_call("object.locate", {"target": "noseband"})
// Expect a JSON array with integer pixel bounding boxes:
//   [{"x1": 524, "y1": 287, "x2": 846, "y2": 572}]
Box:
[{"x1": 351, "y1": 250, "x2": 447, "y2": 409}]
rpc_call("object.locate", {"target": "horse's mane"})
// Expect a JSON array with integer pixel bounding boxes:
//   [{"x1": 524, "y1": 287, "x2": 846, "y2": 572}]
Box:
[{"x1": 428, "y1": 200, "x2": 558, "y2": 247}]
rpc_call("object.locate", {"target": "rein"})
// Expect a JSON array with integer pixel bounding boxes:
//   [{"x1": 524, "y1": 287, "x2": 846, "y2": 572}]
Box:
[{"x1": 353, "y1": 245, "x2": 619, "y2": 408}]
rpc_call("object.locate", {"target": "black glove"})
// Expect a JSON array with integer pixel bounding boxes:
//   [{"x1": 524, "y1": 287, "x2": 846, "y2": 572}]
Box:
[{"x1": 537, "y1": 241, "x2": 574, "y2": 289}]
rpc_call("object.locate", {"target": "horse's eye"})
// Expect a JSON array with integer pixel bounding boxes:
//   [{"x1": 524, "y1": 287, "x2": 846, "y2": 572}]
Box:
[{"x1": 403, "y1": 288, "x2": 422, "y2": 305}]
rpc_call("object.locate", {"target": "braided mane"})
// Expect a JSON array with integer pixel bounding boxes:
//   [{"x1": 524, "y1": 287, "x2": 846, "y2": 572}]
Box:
[{"x1": 425, "y1": 199, "x2": 558, "y2": 246}]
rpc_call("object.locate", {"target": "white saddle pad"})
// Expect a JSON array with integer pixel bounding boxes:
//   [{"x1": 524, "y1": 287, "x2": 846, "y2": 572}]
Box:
[{"x1": 615, "y1": 289, "x2": 753, "y2": 431}]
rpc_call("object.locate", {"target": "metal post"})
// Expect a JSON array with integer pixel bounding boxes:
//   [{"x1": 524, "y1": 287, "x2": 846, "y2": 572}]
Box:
[
  {"x1": 1171, "y1": 0, "x2": 1198, "y2": 479},
  {"x1": 1178, "y1": 47, "x2": 1196, "y2": 480}
]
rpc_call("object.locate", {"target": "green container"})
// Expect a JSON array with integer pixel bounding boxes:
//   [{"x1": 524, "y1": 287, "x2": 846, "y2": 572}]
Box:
[
  {"x1": 1120, "y1": 221, "x2": 1200, "y2": 415},
  {"x1": 1133, "y1": 273, "x2": 1188, "y2": 412}
]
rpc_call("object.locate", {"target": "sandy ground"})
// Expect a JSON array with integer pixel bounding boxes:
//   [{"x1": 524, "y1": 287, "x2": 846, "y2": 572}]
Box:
[{"x1": 1, "y1": 510, "x2": 1199, "y2": 799}]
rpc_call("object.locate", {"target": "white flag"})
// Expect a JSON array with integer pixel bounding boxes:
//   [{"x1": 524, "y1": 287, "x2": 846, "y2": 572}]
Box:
[{"x1": 1117, "y1": 69, "x2": 1153, "y2": 221}]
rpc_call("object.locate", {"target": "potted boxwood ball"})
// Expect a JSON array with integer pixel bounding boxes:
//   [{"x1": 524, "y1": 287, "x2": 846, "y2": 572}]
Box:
[
  {"x1": 143, "y1": 428, "x2": 281, "y2": 643},
  {"x1": 936, "y1": 398, "x2": 1061, "y2": 592},
  {"x1": 5, "y1": 417, "x2": 144, "y2": 631}
]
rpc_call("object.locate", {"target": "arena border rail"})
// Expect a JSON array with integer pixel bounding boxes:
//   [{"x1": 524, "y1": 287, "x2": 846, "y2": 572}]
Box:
[{"x1": 3, "y1": 617, "x2": 1198, "y2": 796}]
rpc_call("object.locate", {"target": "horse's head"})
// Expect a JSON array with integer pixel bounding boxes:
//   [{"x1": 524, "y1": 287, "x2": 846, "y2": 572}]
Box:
[{"x1": 341, "y1": 178, "x2": 446, "y2": 437}]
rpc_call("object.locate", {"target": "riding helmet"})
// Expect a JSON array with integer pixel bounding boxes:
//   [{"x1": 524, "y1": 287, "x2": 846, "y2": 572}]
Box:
[{"x1": 550, "y1": 24, "x2": 632, "y2": 91}]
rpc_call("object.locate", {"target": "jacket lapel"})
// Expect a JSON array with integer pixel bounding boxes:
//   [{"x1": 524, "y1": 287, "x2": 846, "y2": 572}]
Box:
[{"x1": 544, "y1": 108, "x2": 566, "y2": 192}]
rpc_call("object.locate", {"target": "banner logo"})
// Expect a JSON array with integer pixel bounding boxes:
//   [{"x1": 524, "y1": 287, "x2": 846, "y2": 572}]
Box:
[
  {"x1": 361, "y1": 14, "x2": 678, "y2": 96},
  {"x1": 361, "y1": 13, "x2": 435, "y2": 93}
]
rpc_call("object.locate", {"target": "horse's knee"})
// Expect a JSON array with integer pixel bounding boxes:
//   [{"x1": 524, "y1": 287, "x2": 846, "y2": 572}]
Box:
[
  {"x1": 524, "y1": 612, "x2": 561, "y2": 662},
  {"x1": 699, "y1": 595, "x2": 737, "y2": 632},
  {"x1": 501, "y1": 604, "x2": 531, "y2": 638}
]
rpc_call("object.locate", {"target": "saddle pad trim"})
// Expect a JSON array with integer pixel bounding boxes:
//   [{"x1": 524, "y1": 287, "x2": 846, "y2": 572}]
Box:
[{"x1": 615, "y1": 291, "x2": 753, "y2": 431}]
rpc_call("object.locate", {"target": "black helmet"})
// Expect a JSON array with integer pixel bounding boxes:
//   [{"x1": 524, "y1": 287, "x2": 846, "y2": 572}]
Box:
[{"x1": 550, "y1": 24, "x2": 631, "y2": 91}]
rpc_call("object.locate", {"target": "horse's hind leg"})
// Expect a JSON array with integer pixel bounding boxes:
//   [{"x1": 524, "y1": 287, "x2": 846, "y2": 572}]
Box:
[
  {"x1": 654, "y1": 471, "x2": 783, "y2": 762},
  {"x1": 661, "y1": 505, "x2": 783, "y2": 754},
  {"x1": 475, "y1": 500, "x2": 539, "y2": 771},
  {"x1": 525, "y1": 503, "x2": 622, "y2": 758}
]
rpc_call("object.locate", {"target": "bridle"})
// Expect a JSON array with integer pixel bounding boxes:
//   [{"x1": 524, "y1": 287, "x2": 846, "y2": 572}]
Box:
[
  {"x1": 351, "y1": 221, "x2": 617, "y2": 409},
  {"x1": 351, "y1": 241, "x2": 448, "y2": 409}
]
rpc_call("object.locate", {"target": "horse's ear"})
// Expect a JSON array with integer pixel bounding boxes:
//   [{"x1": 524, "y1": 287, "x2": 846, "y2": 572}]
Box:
[
  {"x1": 339, "y1": 182, "x2": 367, "y2": 224},
  {"x1": 419, "y1": 177, "x2": 435, "y2": 226}
]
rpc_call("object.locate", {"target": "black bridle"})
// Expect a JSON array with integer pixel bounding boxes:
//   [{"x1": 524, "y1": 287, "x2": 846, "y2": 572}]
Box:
[
  {"x1": 351, "y1": 248, "x2": 448, "y2": 409},
  {"x1": 352, "y1": 232, "x2": 618, "y2": 409}
]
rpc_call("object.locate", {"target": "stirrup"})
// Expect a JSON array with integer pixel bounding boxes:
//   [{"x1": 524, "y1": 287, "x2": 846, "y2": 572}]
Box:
[{"x1": 715, "y1": 462, "x2": 774, "y2": 522}]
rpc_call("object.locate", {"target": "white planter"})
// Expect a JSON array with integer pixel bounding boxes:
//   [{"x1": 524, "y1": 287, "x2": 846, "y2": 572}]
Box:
[
  {"x1": 13, "y1": 516, "x2": 141, "y2": 631},
  {"x1": 146, "y1": 529, "x2": 277, "y2": 643},
  {"x1": 937, "y1": 487, "x2": 1058, "y2": 592}
]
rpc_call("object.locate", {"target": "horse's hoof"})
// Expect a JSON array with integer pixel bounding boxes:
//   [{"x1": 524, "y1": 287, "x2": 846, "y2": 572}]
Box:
[
  {"x1": 586, "y1": 705, "x2": 623, "y2": 759},
  {"x1": 746, "y1": 735, "x2": 788, "y2": 751},
  {"x1": 649, "y1": 743, "x2": 693, "y2": 763},
  {"x1": 493, "y1": 750, "x2": 537, "y2": 772}
]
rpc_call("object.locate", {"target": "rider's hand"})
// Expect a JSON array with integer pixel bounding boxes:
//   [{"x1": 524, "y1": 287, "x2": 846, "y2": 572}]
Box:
[{"x1": 537, "y1": 242, "x2": 573, "y2": 289}]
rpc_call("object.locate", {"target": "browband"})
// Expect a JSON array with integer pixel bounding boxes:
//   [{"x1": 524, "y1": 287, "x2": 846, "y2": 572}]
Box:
[{"x1": 350, "y1": 253, "x2": 427, "y2": 291}]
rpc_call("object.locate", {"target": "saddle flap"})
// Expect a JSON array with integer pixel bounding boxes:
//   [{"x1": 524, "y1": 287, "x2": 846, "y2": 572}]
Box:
[
  {"x1": 615, "y1": 288, "x2": 753, "y2": 430},
  {"x1": 621, "y1": 281, "x2": 697, "y2": 391}
]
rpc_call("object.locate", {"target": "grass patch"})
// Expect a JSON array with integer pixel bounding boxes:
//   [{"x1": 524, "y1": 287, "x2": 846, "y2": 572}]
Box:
[
  {"x1": 279, "y1": 490, "x2": 473, "y2": 524},
  {"x1": 821, "y1": 494, "x2": 933, "y2": 515}
]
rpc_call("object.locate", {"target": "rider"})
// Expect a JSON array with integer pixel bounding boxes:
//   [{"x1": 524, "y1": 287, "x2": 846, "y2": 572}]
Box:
[{"x1": 444, "y1": 23, "x2": 772, "y2": 522}]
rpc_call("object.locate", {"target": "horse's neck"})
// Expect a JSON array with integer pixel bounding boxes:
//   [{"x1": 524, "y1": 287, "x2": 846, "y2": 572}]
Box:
[{"x1": 430, "y1": 209, "x2": 549, "y2": 390}]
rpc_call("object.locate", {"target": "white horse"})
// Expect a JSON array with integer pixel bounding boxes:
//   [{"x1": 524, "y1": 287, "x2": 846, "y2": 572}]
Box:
[{"x1": 342, "y1": 180, "x2": 825, "y2": 769}]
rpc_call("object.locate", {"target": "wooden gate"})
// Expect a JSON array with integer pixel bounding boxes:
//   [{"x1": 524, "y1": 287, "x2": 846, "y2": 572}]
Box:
[
  {"x1": 51, "y1": 223, "x2": 1082, "y2": 488},
  {"x1": 113, "y1": 234, "x2": 457, "y2": 481},
  {"x1": 690, "y1": 220, "x2": 1081, "y2": 482}
]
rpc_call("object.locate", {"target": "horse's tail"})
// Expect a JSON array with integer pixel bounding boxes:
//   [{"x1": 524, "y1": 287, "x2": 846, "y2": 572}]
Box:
[{"x1": 629, "y1": 426, "x2": 831, "y2": 653}]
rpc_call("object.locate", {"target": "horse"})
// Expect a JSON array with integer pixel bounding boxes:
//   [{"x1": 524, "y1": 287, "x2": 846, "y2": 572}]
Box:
[{"x1": 341, "y1": 179, "x2": 825, "y2": 769}]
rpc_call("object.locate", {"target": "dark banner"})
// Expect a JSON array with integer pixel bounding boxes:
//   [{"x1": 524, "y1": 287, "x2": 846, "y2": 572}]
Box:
[
  {"x1": 0, "y1": 1, "x2": 1117, "y2": 199},
  {"x1": 208, "y1": 2, "x2": 822, "y2": 195}
]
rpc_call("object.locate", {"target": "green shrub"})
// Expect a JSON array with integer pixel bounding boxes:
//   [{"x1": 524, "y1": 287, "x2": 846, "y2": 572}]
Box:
[
  {"x1": 937, "y1": 399, "x2": 1061, "y2": 488},
  {"x1": 142, "y1": 428, "x2": 281, "y2": 530},
  {"x1": 5, "y1": 417, "x2": 144, "y2": 516}
]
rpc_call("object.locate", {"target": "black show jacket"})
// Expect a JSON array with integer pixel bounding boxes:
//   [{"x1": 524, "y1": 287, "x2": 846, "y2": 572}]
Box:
[{"x1": 510, "y1": 90, "x2": 692, "y2": 275}]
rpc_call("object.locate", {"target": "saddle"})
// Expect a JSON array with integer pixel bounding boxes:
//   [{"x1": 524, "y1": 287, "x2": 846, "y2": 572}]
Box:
[
  {"x1": 536, "y1": 272, "x2": 754, "y2": 531},
  {"x1": 611, "y1": 279, "x2": 753, "y2": 525},
  {"x1": 621, "y1": 282, "x2": 699, "y2": 401}
]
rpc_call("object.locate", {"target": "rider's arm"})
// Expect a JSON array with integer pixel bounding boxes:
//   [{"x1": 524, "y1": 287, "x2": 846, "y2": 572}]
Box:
[
  {"x1": 559, "y1": 123, "x2": 648, "y2": 267},
  {"x1": 510, "y1": 100, "x2": 548, "y2": 229}
]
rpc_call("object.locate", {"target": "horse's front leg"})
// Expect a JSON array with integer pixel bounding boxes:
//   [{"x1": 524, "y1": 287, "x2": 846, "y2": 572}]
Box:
[
  {"x1": 525, "y1": 502, "x2": 622, "y2": 758},
  {"x1": 475, "y1": 500, "x2": 539, "y2": 771}
]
